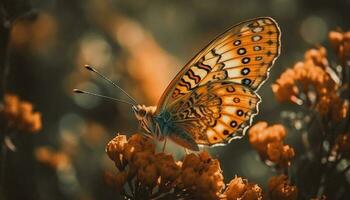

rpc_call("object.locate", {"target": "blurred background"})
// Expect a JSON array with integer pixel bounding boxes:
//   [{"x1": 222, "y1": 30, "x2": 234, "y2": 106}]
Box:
[{"x1": 1, "y1": 0, "x2": 350, "y2": 199}]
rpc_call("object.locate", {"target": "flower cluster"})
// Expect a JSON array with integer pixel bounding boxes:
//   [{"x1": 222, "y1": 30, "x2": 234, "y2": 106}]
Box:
[
  {"x1": 35, "y1": 146, "x2": 70, "y2": 170},
  {"x1": 249, "y1": 122, "x2": 297, "y2": 199},
  {"x1": 249, "y1": 122, "x2": 295, "y2": 168},
  {"x1": 105, "y1": 133, "x2": 264, "y2": 200},
  {"x1": 268, "y1": 30, "x2": 350, "y2": 199},
  {"x1": 271, "y1": 44, "x2": 348, "y2": 122},
  {"x1": 271, "y1": 47, "x2": 335, "y2": 104},
  {"x1": 0, "y1": 93, "x2": 42, "y2": 133}
]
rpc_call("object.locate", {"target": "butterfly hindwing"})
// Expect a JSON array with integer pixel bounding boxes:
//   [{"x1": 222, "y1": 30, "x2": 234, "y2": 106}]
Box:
[{"x1": 170, "y1": 81, "x2": 260, "y2": 146}]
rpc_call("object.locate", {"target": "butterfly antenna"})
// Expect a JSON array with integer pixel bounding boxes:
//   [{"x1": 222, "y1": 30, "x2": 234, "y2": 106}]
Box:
[
  {"x1": 73, "y1": 89, "x2": 135, "y2": 106},
  {"x1": 84, "y1": 64, "x2": 138, "y2": 104}
]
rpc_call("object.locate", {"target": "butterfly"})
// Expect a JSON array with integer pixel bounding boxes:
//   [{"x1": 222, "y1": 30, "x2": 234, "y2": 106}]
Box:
[
  {"x1": 131, "y1": 17, "x2": 281, "y2": 151},
  {"x1": 76, "y1": 17, "x2": 281, "y2": 151}
]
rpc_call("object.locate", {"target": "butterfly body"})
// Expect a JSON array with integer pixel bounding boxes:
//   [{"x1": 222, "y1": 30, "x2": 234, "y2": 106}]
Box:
[
  {"x1": 133, "y1": 17, "x2": 281, "y2": 151},
  {"x1": 133, "y1": 104, "x2": 199, "y2": 150}
]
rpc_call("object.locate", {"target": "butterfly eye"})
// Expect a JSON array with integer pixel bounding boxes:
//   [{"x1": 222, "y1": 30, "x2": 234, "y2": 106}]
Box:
[{"x1": 139, "y1": 109, "x2": 146, "y2": 117}]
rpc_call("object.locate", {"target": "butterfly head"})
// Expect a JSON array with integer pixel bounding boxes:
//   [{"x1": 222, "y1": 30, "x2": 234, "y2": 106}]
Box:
[{"x1": 132, "y1": 104, "x2": 157, "y2": 135}]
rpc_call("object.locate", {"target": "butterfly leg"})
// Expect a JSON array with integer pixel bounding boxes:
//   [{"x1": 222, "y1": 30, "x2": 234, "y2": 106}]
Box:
[
  {"x1": 184, "y1": 148, "x2": 189, "y2": 155},
  {"x1": 162, "y1": 138, "x2": 167, "y2": 152}
]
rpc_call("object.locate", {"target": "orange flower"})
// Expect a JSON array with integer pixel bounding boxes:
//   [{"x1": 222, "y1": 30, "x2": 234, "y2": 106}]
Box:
[
  {"x1": 137, "y1": 162, "x2": 158, "y2": 187},
  {"x1": 224, "y1": 176, "x2": 263, "y2": 200},
  {"x1": 329, "y1": 30, "x2": 350, "y2": 64},
  {"x1": 155, "y1": 153, "x2": 181, "y2": 183},
  {"x1": 123, "y1": 133, "x2": 155, "y2": 162},
  {"x1": 267, "y1": 142, "x2": 295, "y2": 168},
  {"x1": 0, "y1": 94, "x2": 42, "y2": 133},
  {"x1": 268, "y1": 175, "x2": 298, "y2": 200},
  {"x1": 271, "y1": 69, "x2": 299, "y2": 103},
  {"x1": 1, "y1": 94, "x2": 20, "y2": 120},
  {"x1": 304, "y1": 46, "x2": 328, "y2": 69},
  {"x1": 249, "y1": 122, "x2": 295, "y2": 168},
  {"x1": 249, "y1": 122, "x2": 286, "y2": 159},
  {"x1": 104, "y1": 171, "x2": 128, "y2": 193},
  {"x1": 35, "y1": 147, "x2": 70, "y2": 170},
  {"x1": 272, "y1": 46, "x2": 337, "y2": 106},
  {"x1": 106, "y1": 134, "x2": 128, "y2": 170},
  {"x1": 179, "y1": 151, "x2": 225, "y2": 200},
  {"x1": 329, "y1": 31, "x2": 344, "y2": 51}
]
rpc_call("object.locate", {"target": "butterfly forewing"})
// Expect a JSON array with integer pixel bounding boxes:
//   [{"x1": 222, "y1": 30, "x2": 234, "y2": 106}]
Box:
[
  {"x1": 157, "y1": 17, "x2": 280, "y2": 112},
  {"x1": 155, "y1": 17, "x2": 280, "y2": 147}
]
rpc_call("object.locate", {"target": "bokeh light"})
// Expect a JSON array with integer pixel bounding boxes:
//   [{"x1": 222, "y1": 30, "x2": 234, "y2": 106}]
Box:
[{"x1": 300, "y1": 16, "x2": 328, "y2": 44}]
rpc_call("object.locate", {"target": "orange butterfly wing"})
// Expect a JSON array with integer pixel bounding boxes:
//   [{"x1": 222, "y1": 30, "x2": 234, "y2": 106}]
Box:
[
  {"x1": 156, "y1": 17, "x2": 280, "y2": 146},
  {"x1": 156, "y1": 17, "x2": 280, "y2": 112}
]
